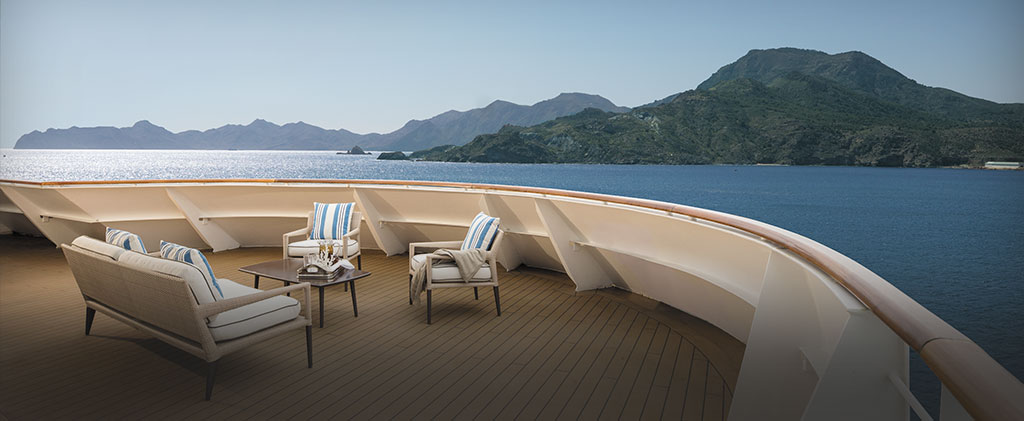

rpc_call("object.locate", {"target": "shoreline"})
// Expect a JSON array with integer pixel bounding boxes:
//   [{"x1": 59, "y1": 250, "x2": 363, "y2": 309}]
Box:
[{"x1": 2, "y1": 149, "x2": 1021, "y2": 171}]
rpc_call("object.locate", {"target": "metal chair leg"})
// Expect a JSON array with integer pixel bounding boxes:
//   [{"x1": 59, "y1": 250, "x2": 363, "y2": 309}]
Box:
[
  {"x1": 205, "y1": 361, "x2": 218, "y2": 400},
  {"x1": 474, "y1": 287, "x2": 478, "y2": 300},
  {"x1": 427, "y1": 290, "x2": 432, "y2": 324},
  {"x1": 494, "y1": 286, "x2": 501, "y2": 316},
  {"x1": 306, "y1": 326, "x2": 313, "y2": 368},
  {"x1": 85, "y1": 307, "x2": 96, "y2": 335}
]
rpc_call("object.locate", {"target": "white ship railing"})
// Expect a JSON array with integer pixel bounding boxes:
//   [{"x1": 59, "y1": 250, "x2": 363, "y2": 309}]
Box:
[{"x1": 0, "y1": 178, "x2": 1021, "y2": 420}]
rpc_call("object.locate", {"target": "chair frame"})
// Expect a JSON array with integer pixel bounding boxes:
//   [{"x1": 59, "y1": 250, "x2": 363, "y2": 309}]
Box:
[
  {"x1": 63, "y1": 243, "x2": 313, "y2": 400},
  {"x1": 408, "y1": 230, "x2": 504, "y2": 324},
  {"x1": 283, "y1": 210, "x2": 362, "y2": 269}
]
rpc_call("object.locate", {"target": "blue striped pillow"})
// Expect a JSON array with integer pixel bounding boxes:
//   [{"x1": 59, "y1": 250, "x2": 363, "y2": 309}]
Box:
[
  {"x1": 160, "y1": 241, "x2": 222, "y2": 299},
  {"x1": 309, "y1": 202, "x2": 355, "y2": 240},
  {"x1": 105, "y1": 228, "x2": 147, "y2": 253},
  {"x1": 461, "y1": 212, "x2": 500, "y2": 251}
]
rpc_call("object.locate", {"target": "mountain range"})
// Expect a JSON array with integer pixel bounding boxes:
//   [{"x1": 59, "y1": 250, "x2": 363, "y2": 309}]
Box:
[
  {"x1": 419, "y1": 48, "x2": 1024, "y2": 166},
  {"x1": 13, "y1": 93, "x2": 629, "y2": 151}
]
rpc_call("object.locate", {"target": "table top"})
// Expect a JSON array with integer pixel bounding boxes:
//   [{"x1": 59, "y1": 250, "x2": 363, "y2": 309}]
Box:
[{"x1": 239, "y1": 258, "x2": 370, "y2": 287}]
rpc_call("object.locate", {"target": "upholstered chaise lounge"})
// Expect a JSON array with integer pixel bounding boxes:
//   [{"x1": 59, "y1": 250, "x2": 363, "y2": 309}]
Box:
[{"x1": 62, "y1": 236, "x2": 313, "y2": 400}]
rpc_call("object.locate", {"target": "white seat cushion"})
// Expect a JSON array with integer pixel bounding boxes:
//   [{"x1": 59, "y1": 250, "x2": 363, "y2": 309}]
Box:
[
  {"x1": 288, "y1": 238, "x2": 359, "y2": 257},
  {"x1": 72, "y1": 235, "x2": 126, "y2": 261},
  {"x1": 411, "y1": 254, "x2": 491, "y2": 281},
  {"x1": 207, "y1": 280, "x2": 301, "y2": 342}
]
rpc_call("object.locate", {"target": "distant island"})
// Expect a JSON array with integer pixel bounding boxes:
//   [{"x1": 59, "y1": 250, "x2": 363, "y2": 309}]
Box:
[
  {"x1": 13, "y1": 93, "x2": 628, "y2": 152},
  {"x1": 417, "y1": 48, "x2": 1024, "y2": 167},
  {"x1": 337, "y1": 145, "x2": 371, "y2": 155},
  {"x1": 377, "y1": 151, "x2": 409, "y2": 160}
]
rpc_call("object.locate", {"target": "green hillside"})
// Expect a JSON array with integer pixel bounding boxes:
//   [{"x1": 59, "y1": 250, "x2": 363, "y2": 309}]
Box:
[{"x1": 419, "y1": 49, "x2": 1023, "y2": 166}]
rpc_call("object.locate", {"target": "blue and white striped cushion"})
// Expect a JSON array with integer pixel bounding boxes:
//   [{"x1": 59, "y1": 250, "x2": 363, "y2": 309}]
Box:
[
  {"x1": 160, "y1": 241, "x2": 222, "y2": 299},
  {"x1": 105, "y1": 227, "x2": 147, "y2": 253},
  {"x1": 461, "y1": 212, "x2": 500, "y2": 251},
  {"x1": 309, "y1": 202, "x2": 355, "y2": 240}
]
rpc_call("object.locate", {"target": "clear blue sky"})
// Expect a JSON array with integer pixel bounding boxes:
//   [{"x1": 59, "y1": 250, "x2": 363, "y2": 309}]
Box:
[{"x1": 2, "y1": 0, "x2": 1022, "y2": 148}]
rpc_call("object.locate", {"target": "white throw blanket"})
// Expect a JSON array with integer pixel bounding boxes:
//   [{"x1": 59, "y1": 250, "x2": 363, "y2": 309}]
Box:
[{"x1": 410, "y1": 248, "x2": 488, "y2": 305}]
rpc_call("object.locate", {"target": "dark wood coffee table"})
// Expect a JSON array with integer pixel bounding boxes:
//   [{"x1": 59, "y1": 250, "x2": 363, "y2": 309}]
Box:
[{"x1": 239, "y1": 258, "x2": 370, "y2": 328}]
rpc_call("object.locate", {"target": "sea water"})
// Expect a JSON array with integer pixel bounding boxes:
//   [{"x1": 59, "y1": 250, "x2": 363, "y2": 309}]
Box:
[{"x1": 2, "y1": 149, "x2": 1022, "y2": 413}]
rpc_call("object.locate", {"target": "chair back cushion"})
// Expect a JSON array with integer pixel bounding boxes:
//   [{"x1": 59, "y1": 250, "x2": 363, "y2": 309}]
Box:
[
  {"x1": 72, "y1": 235, "x2": 126, "y2": 261},
  {"x1": 160, "y1": 241, "x2": 222, "y2": 300},
  {"x1": 105, "y1": 228, "x2": 147, "y2": 253},
  {"x1": 461, "y1": 212, "x2": 500, "y2": 250},
  {"x1": 309, "y1": 202, "x2": 355, "y2": 240}
]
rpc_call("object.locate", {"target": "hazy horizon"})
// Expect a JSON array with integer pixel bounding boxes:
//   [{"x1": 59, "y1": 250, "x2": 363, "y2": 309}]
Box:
[{"x1": 2, "y1": 0, "x2": 1023, "y2": 148}]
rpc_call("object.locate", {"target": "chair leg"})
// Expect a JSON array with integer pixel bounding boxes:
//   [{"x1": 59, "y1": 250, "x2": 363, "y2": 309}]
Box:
[
  {"x1": 427, "y1": 290, "x2": 432, "y2": 324},
  {"x1": 205, "y1": 361, "x2": 218, "y2": 401},
  {"x1": 474, "y1": 287, "x2": 478, "y2": 300},
  {"x1": 409, "y1": 275, "x2": 413, "y2": 305},
  {"x1": 306, "y1": 326, "x2": 313, "y2": 368},
  {"x1": 85, "y1": 307, "x2": 96, "y2": 336},
  {"x1": 494, "y1": 286, "x2": 501, "y2": 316},
  {"x1": 344, "y1": 283, "x2": 348, "y2": 292}
]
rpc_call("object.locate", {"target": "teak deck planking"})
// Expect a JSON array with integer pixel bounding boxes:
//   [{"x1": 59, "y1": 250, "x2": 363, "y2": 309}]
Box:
[{"x1": 0, "y1": 235, "x2": 742, "y2": 420}]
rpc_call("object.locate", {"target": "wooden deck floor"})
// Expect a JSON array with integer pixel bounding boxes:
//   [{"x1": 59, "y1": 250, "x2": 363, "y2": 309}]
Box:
[{"x1": 0, "y1": 235, "x2": 744, "y2": 420}]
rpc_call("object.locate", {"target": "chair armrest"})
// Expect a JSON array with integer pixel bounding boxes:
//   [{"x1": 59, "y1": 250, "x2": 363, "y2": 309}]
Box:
[
  {"x1": 336, "y1": 228, "x2": 361, "y2": 258},
  {"x1": 196, "y1": 283, "x2": 311, "y2": 319},
  {"x1": 283, "y1": 227, "x2": 312, "y2": 258},
  {"x1": 409, "y1": 240, "x2": 463, "y2": 256},
  {"x1": 283, "y1": 227, "x2": 310, "y2": 242}
]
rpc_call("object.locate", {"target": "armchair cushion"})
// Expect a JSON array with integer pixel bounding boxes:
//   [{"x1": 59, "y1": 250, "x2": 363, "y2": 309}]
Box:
[
  {"x1": 411, "y1": 254, "x2": 491, "y2": 281},
  {"x1": 119, "y1": 248, "x2": 220, "y2": 305},
  {"x1": 206, "y1": 280, "x2": 301, "y2": 341},
  {"x1": 160, "y1": 241, "x2": 223, "y2": 299},
  {"x1": 461, "y1": 212, "x2": 500, "y2": 251},
  {"x1": 309, "y1": 202, "x2": 355, "y2": 240},
  {"x1": 72, "y1": 235, "x2": 126, "y2": 261},
  {"x1": 105, "y1": 228, "x2": 148, "y2": 253},
  {"x1": 288, "y1": 238, "x2": 359, "y2": 258}
]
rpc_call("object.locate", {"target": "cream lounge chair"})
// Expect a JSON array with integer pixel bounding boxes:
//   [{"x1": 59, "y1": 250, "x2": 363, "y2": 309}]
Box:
[
  {"x1": 62, "y1": 236, "x2": 313, "y2": 400},
  {"x1": 283, "y1": 210, "x2": 362, "y2": 270},
  {"x1": 408, "y1": 228, "x2": 504, "y2": 324}
]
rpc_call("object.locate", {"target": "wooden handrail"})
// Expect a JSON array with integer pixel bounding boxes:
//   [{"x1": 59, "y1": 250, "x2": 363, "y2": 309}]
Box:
[{"x1": 1, "y1": 177, "x2": 1021, "y2": 417}]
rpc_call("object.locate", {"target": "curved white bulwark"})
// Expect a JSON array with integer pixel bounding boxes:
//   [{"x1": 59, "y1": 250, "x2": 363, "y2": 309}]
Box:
[{"x1": 0, "y1": 179, "x2": 1020, "y2": 420}]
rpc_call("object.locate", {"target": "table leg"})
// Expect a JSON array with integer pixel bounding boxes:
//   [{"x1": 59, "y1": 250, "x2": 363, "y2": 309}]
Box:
[
  {"x1": 350, "y1": 281, "x2": 358, "y2": 317},
  {"x1": 254, "y1": 275, "x2": 260, "y2": 289},
  {"x1": 318, "y1": 287, "x2": 325, "y2": 328},
  {"x1": 286, "y1": 279, "x2": 290, "y2": 296}
]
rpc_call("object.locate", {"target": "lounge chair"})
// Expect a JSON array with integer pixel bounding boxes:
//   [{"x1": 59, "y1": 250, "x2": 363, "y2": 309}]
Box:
[
  {"x1": 408, "y1": 213, "x2": 504, "y2": 324},
  {"x1": 283, "y1": 204, "x2": 362, "y2": 270}
]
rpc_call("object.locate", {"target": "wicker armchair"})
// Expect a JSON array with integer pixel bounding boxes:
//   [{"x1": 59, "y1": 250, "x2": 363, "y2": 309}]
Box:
[
  {"x1": 408, "y1": 230, "x2": 504, "y2": 324},
  {"x1": 283, "y1": 210, "x2": 362, "y2": 269}
]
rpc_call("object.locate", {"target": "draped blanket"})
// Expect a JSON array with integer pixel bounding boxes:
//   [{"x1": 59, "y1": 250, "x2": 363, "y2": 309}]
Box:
[{"x1": 410, "y1": 248, "x2": 488, "y2": 305}]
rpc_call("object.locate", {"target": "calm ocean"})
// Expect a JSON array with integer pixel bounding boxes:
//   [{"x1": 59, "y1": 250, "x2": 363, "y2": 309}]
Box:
[{"x1": 2, "y1": 149, "x2": 1022, "y2": 412}]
